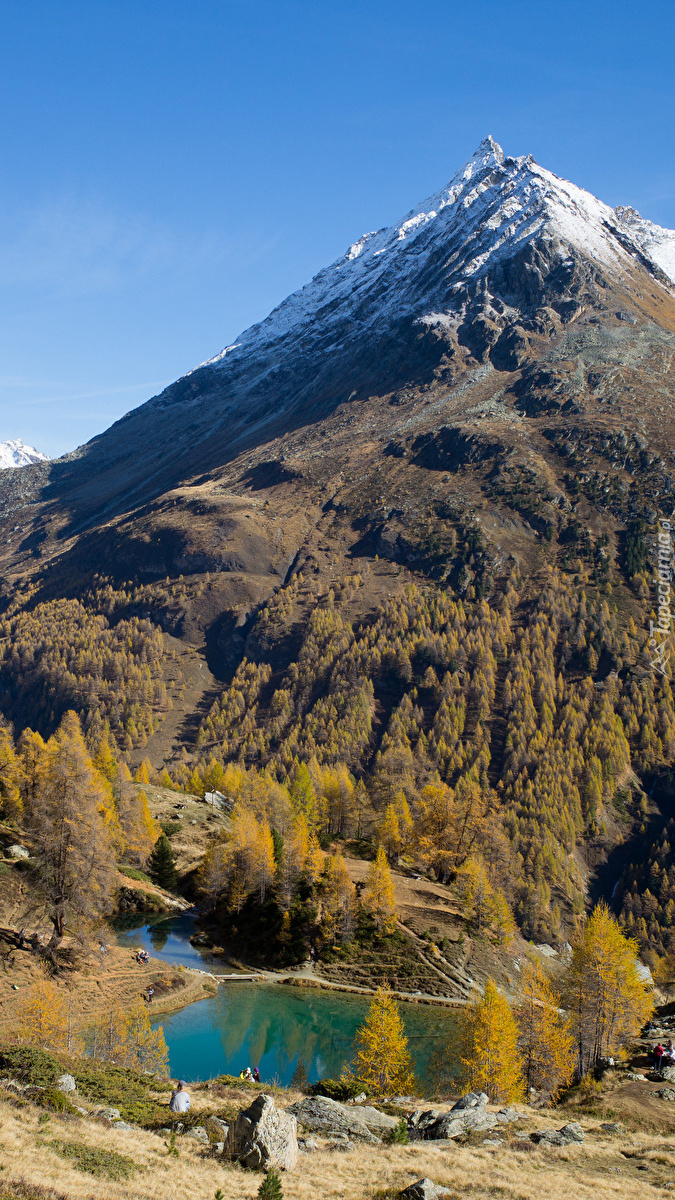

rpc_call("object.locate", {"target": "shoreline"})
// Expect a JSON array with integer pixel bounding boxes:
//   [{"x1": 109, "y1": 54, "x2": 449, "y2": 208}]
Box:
[{"x1": 176, "y1": 961, "x2": 467, "y2": 1010}]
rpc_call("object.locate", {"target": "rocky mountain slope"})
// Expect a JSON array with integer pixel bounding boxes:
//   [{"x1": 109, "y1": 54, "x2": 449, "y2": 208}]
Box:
[{"x1": 1, "y1": 138, "x2": 675, "y2": 957}]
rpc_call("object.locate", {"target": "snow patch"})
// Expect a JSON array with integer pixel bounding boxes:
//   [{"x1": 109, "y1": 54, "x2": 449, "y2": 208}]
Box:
[{"x1": 0, "y1": 439, "x2": 48, "y2": 469}]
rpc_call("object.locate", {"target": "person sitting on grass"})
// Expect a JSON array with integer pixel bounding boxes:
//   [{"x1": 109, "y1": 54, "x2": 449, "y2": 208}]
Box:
[{"x1": 169, "y1": 1081, "x2": 190, "y2": 1113}]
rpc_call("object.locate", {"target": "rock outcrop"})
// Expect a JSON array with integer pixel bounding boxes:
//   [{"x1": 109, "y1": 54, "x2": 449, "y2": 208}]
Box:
[
  {"x1": 287, "y1": 1095, "x2": 398, "y2": 1142},
  {"x1": 409, "y1": 1093, "x2": 521, "y2": 1141},
  {"x1": 226, "y1": 1093, "x2": 298, "y2": 1171}
]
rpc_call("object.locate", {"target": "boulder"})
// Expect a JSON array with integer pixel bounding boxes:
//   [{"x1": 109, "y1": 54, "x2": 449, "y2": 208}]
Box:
[
  {"x1": 409, "y1": 1109, "x2": 440, "y2": 1130},
  {"x1": 7, "y1": 845, "x2": 29, "y2": 859},
  {"x1": 496, "y1": 1107, "x2": 520, "y2": 1123},
  {"x1": 227, "y1": 1093, "x2": 298, "y2": 1171},
  {"x1": 112, "y1": 1120, "x2": 134, "y2": 1131},
  {"x1": 297, "y1": 1137, "x2": 319, "y2": 1152},
  {"x1": 531, "y1": 1129, "x2": 569, "y2": 1147},
  {"x1": 96, "y1": 1107, "x2": 121, "y2": 1121},
  {"x1": 401, "y1": 1180, "x2": 451, "y2": 1200},
  {"x1": 55, "y1": 1074, "x2": 76, "y2": 1094},
  {"x1": 600, "y1": 1122, "x2": 624, "y2": 1134},
  {"x1": 655, "y1": 1088, "x2": 675, "y2": 1100},
  {"x1": 451, "y1": 1091, "x2": 486, "y2": 1111},
  {"x1": 288, "y1": 1095, "x2": 397, "y2": 1141},
  {"x1": 661, "y1": 1066, "x2": 675, "y2": 1083},
  {"x1": 559, "y1": 1122, "x2": 584, "y2": 1143}
]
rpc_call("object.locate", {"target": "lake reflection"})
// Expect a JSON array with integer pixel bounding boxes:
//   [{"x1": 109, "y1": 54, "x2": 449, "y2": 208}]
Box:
[{"x1": 113, "y1": 913, "x2": 454, "y2": 1087}]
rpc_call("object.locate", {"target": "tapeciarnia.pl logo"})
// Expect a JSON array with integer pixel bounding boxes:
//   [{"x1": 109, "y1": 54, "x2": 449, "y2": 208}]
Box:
[{"x1": 649, "y1": 517, "x2": 674, "y2": 676}]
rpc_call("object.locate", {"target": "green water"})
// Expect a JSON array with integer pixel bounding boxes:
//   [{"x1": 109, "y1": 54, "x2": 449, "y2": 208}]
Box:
[{"x1": 114, "y1": 914, "x2": 455, "y2": 1087}]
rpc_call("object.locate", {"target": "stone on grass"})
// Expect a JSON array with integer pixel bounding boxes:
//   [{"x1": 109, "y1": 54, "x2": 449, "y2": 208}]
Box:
[
  {"x1": 531, "y1": 1129, "x2": 569, "y2": 1147},
  {"x1": 559, "y1": 1122, "x2": 584, "y2": 1143},
  {"x1": 112, "y1": 1120, "x2": 134, "y2": 1131},
  {"x1": 600, "y1": 1122, "x2": 624, "y2": 1133},
  {"x1": 97, "y1": 1107, "x2": 121, "y2": 1121},
  {"x1": 227, "y1": 1093, "x2": 298, "y2": 1171},
  {"x1": 451, "y1": 1091, "x2": 485, "y2": 1111},
  {"x1": 400, "y1": 1179, "x2": 451, "y2": 1200},
  {"x1": 288, "y1": 1095, "x2": 396, "y2": 1141},
  {"x1": 626, "y1": 1072, "x2": 645, "y2": 1081},
  {"x1": 55, "y1": 1074, "x2": 76, "y2": 1094},
  {"x1": 6, "y1": 845, "x2": 29, "y2": 859},
  {"x1": 661, "y1": 1065, "x2": 675, "y2": 1083},
  {"x1": 655, "y1": 1088, "x2": 675, "y2": 1100}
]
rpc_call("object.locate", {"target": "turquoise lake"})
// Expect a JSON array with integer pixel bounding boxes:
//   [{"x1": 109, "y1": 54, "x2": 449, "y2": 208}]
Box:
[{"x1": 114, "y1": 914, "x2": 455, "y2": 1088}]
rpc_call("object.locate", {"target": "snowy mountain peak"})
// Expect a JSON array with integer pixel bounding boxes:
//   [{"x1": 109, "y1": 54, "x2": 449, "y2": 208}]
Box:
[
  {"x1": 0, "y1": 439, "x2": 48, "y2": 470},
  {"x1": 192, "y1": 138, "x2": 675, "y2": 382}
]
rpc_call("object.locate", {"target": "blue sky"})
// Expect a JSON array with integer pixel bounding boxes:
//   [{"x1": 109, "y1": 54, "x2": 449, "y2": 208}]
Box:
[{"x1": 1, "y1": 0, "x2": 674, "y2": 456}]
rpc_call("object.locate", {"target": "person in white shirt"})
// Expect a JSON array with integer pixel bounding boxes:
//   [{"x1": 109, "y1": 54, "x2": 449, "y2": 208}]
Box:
[{"x1": 169, "y1": 1081, "x2": 191, "y2": 1113}]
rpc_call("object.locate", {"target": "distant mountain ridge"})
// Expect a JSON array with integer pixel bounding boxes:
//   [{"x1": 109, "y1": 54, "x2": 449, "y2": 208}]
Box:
[{"x1": 0, "y1": 439, "x2": 48, "y2": 470}]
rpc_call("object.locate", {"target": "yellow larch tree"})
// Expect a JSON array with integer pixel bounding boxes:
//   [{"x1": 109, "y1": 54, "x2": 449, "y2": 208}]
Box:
[
  {"x1": 377, "y1": 790, "x2": 413, "y2": 864},
  {"x1": 0, "y1": 727, "x2": 23, "y2": 821},
  {"x1": 133, "y1": 759, "x2": 152, "y2": 785},
  {"x1": 17, "y1": 728, "x2": 48, "y2": 814},
  {"x1": 117, "y1": 788, "x2": 159, "y2": 865},
  {"x1": 565, "y1": 901, "x2": 654, "y2": 1075},
  {"x1": 346, "y1": 988, "x2": 415, "y2": 1095},
  {"x1": 515, "y1": 961, "x2": 575, "y2": 1095},
  {"x1": 92, "y1": 998, "x2": 168, "y2": 1074},
  {"x1": 20, "y1": 979, "x2": 72, "y2": 1052},
  {"x1": 415, "y1": 778, "x2": 490, "y2": 882},
  {"x1": 461, "y1": 979, "x2": 524, "y2": 1103},
  {"x1": 92, "y1": 729, "x2": 118, "y2": 784},
  {"x1": 456, "y1": 855, "x2": 516, "y2": 945},
  {"x1": 24, "y1": 711, "x2": 117, "y2": 954},
  {"x1": 362, "y1": 845, "x2": 397, "y2": 935},
  {"x1": 321, "y1": 852, "x2": 357, "y2": 945}
]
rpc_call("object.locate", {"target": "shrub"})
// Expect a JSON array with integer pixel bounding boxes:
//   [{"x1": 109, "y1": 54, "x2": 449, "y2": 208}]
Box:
[
  {"x1": 384, "y1": 1118, "x2": 408, "y2": 1145},
  {"x1": 72, "y1": 1062, "x2": 166, "y2": 1126},
  {"x1": 160, "y1": 821, "x2": 182, "y2": 839},
  {"x1": 39, "y1": 1088, "x2": 78, "y2": 1115},
  {"x1": 0, "y1": 1182, "x2": 71, "y2": 1199},
  {"x1": 310, "y1": 1078, "x2": 371, "y2": 1101},
  {"x1": 49, "y1": 1140, "x2": 140, "y2": 1181},
  {"x1": 0, "y1": 1046, "x2": 60, "y2": 1088}
]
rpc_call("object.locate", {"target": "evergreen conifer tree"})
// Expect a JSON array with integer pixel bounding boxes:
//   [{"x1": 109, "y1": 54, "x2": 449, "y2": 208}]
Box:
[
  {"x1": 147, "y1": 833, "x2": 178, "y2": 890},
  {"x1": 257, "y1": 1169, "x2": 283, "y2": 1200}
]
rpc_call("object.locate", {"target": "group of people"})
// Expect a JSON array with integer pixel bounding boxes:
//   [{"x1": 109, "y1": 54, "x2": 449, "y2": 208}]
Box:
[
  {"x1": 135, "y1": 949, "x2": 150, "y2": 964},
  {"x1": 653, "y1": 1040, "x2": 675, "y2": 1072},
  {"x1": 239, "y1": 1066, "x2": 261, "y2": 1082}
]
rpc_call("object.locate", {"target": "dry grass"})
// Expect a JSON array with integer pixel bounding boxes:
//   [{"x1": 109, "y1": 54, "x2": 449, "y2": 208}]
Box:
[{"x1": 0, "y1": 1094, "x2": 673, "y2": 1200}]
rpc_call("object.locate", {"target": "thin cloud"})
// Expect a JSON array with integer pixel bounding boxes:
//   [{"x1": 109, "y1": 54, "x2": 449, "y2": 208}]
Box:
[{"x1": 0, "y1": 192, "x2": 235, "y2": 296}]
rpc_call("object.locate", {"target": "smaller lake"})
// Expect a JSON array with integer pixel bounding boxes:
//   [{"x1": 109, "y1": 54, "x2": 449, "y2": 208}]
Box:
[{"x1": 114, "y1": 914, "x2": 456, "y2": 1089}]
